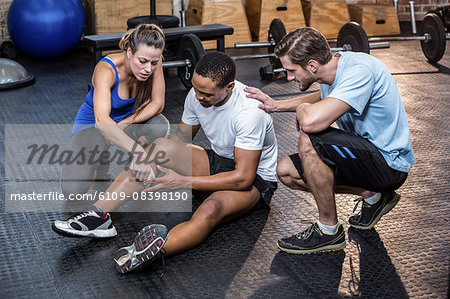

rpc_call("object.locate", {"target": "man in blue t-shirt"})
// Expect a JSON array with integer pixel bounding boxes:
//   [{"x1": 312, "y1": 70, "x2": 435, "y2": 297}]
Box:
[{"x1": 245, "y1": 27, "x2": 415, "y2": 254}]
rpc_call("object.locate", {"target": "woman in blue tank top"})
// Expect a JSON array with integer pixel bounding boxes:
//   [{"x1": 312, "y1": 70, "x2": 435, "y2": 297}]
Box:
[{"x1": 60, "y1": 24, "x2": 170, "y2": 200}]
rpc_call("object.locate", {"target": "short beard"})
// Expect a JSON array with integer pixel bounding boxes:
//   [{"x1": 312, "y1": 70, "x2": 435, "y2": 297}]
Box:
[{"x1": 299, "y1": 71, "x2": 316, "y2": 92}]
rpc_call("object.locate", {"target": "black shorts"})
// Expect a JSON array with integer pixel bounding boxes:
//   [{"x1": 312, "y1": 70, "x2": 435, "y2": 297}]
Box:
[
  {"x1": 194, "y1": 149, "x2": 277, "y2": 209},
  {"x1": 289, "y1": 128, "x2": 408, "y2": 192}
]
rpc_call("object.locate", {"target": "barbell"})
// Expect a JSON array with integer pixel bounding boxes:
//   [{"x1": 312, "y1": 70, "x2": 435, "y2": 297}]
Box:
[
  {"x1": 167, "y1": 21, "x2": 390, "y2": 88},
  {"x1": 240, "y1": 13, "x2": 448, "y2": 63},
  {"x1": 259, "y1": 13, "x2": 448, "y2": 80},
  {"x1": 138, "y1": 12, "x2": 448, "y2": 88},
  {"x1": 330, "y1": 13, "x2": 448, "y2": 63},
  {"x1": 258, "y1": 20, "x2": 391, "y2": 80},
  {"x1": 235, "y1": 18, "x2": 389, "y2": 53}
]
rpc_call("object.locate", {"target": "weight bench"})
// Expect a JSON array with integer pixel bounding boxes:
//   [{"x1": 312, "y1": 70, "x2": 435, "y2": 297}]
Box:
[{"x1": 84, "y1": 24, "x2": 234, "y2": 64}]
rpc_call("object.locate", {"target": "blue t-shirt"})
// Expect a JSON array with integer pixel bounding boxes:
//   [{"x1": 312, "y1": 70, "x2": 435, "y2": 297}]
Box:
[
  {"x1": 72, "y1": 57, "x2": 136, "y2": 135},
  {"x1": 320, "y1": 52, "x2": 415, "y2": 173}
]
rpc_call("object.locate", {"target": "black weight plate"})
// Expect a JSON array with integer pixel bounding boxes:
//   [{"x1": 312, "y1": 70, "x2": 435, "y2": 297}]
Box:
[
  {"x1": 268, "y1": 18, "x2": 286, "y2": 76},
  {"x1": 443, "y1": 6, "x2": 450, "y2": 32},
  {"x1": 337, "y1": 22, "x2": 370, "y2": 54},
  {"x1": 259, "y1": 64, "x2": 274, "y2": 81},
  {"x1": 177, "y1": 34, "x2": 205, "y2": 89},
  {"x1": 420, "y1": 13, "x2": 446, "y2": 63}
]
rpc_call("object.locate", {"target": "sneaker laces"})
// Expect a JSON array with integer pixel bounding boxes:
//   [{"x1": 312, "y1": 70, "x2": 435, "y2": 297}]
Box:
[
  {"x1": 352, "y1": 197, "x2": 370, "y2": 214},
  {"x1": 71, "y1": 210, "x2": 95, "y2": 221},
  {"x1": 294, "y1": 222, "x2": 321, "y2": 239}
]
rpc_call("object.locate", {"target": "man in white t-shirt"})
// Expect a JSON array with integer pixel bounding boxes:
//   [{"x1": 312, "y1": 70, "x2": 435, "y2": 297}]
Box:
[
  {"x1": 245, "y1": 27, "x2": 415, "y2": 255},
  {"x1": 52, "y1": 51, "x2": 278, "y2": 273}
]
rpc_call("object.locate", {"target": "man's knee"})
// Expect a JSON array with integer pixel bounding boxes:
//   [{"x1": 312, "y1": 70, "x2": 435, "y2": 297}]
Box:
[
  {"x1": 151, "y1": 137, "x2": 177, "y2": 157},
  {"x1": 277, "y1": 156, "x2": 308, "y2": 190},
  {"x1": 193, "y1": 199, "x2": 223, "y2": 228}
]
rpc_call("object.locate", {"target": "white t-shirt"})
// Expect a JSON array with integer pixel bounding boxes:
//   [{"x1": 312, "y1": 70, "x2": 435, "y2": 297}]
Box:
[{"x1": 182, "y1": 80, "x2": 278, "y2": 182}]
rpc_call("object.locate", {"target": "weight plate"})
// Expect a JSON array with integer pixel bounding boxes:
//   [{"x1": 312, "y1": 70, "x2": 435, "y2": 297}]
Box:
[
  {"x1": 420, "y1": 13, "x2": 446, "y2": 63},
  {"x1": 443, "y1": 6, "x2": 450, "y2": 32},
  {"x1": 177, "y1": 34, "x2": 205, "y2": 89},
  {"x1": 259, "y1": 64, "x2": 274, "y2": 81},
  {"x1": 337, "y1": 22, "x2": 370, "y2": 54},
  {"x1": 268, "y1": 18, "x2": 286, "y2": 78}
]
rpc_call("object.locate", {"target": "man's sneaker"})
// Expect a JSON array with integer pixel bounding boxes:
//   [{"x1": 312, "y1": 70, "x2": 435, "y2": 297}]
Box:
[
  {"x1": 52, "y1": 210, "x2": 117, "y2": 238},
  {"x1": 277, "y1": 222, "x2": 346, "y2": 254},
  {"x1": 349, "y1": 191, "x2": 401, "y2": 230},
  {"x1": 114, "y1": 224, "x2": 168, "y2": 274}
]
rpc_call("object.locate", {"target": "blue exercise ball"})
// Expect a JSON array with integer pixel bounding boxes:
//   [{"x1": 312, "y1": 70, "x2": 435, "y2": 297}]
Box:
[{"x1": 7, "y1": 0, "x2": 85, "y2": 58}]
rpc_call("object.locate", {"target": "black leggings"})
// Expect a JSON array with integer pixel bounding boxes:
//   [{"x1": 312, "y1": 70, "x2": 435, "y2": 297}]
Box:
[{"x1": 59, "y1": 114, "x2": 170, "y2": 198}]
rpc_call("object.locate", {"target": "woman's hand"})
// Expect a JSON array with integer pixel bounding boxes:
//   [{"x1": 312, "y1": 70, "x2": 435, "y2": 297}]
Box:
[
  {"x1": 131, "y1": 146, "x2": 153, "y2": 182},
  {"x1": 143, "y1": 165, "x2": 191, "y2": 192}
]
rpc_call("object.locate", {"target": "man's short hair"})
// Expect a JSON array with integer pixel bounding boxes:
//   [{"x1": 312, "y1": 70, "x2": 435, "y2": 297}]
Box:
[
  {"x1": 194, "y1": 51, "x2": 236, "y2": 88},
  {"x1": 274, "y1": 27, "x2": 333, "y2": 69}
]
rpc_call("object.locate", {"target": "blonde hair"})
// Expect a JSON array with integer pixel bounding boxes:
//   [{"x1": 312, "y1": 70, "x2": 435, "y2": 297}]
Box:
[{"x1": 119, "y1": 24, "x2": 165, "y2": 116}]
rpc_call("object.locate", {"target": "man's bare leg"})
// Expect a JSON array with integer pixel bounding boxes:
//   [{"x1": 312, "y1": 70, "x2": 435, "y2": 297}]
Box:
[
  {"x1": 94, "y1": 169, "x2": 144, "y2": 212},
  {"x1": 277, "y1": 157, "x2": 376, "y2": 201},
  {"x1": 113, "y1": 187, "x2": 261, "y2": 273},
  {"x1": 297, "y1": 131, "x2": 337, "y2": 226},
  {"x1": 162, "y1": 188, "x2": 261, "y2": 256}
]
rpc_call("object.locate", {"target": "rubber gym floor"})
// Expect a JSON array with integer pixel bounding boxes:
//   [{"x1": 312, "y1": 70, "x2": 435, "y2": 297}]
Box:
[{"x1": 1, "y1": 36, "x2": 449, "y2": 298}]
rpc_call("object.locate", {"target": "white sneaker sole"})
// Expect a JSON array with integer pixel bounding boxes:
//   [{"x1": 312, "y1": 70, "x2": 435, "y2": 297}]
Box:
[{"x1": 114, "y1": 224, "x2": 168, "y2": 274}]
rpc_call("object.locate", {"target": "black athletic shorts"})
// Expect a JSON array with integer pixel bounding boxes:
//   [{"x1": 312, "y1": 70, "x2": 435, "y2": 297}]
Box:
[
  {"x1": 193, "y1": 149, "x2": 278, "y2": 209},
  {"x1": 289, "y1": 127, "x2": 408, "y2": 192}
]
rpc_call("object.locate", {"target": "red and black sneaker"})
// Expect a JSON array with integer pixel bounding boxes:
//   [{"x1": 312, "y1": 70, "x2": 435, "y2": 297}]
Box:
[{"x1": 114, "y1": 224, "x2": 168, "y2": 274}]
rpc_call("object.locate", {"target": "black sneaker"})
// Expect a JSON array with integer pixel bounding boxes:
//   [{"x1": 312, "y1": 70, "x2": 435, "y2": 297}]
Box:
[
  {"x1": 349, "y1": 191, "x2": 401, "y2": 230},
  {"x1": 277, "y1": 222, "x2": 346, "y2": 254},
  {"x1": 114, "y1": 224, "x2": 168, "y2": 274},
  {"x1": 52, "y1": 210, "x2": 117, "y2": 238}
]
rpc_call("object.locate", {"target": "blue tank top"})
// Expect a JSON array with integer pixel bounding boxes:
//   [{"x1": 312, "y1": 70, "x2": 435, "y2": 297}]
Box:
[{"x1": 72, "y1": 57, "x2": 136, "y2": 135}]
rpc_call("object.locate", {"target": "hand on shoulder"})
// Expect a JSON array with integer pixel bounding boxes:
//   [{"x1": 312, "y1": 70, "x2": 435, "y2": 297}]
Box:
[{"x1": 244, "y1": 86, "x2": 277, "y2": 113}]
